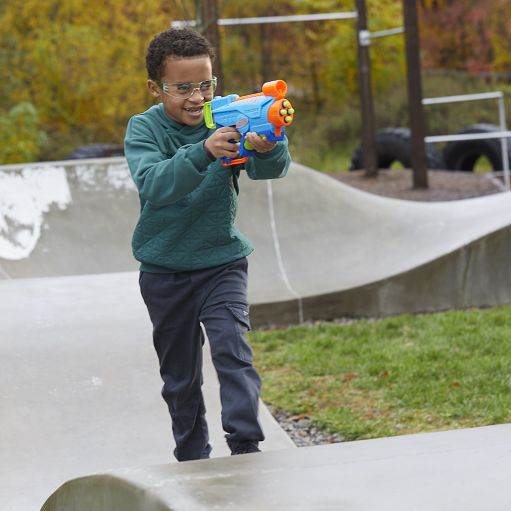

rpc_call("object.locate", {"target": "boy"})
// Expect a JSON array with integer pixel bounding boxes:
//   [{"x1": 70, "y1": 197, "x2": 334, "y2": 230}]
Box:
[{"x1": 124, "y1": 27, "x2": 291, "y2": 461}]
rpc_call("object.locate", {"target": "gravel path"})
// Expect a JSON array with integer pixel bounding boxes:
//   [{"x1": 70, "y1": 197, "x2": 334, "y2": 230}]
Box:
[{"x1": 268, "y1": 406, "x2": 345, "y2": 447}]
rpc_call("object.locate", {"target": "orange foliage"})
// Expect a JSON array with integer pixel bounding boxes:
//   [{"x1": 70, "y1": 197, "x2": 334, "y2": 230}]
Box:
[{"x1": 419, "y1": 0, "x2": 507, "y2": 74}]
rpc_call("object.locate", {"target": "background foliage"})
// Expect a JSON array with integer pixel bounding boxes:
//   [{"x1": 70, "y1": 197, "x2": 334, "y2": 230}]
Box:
[
  {"x1": 0, "y1": 0, "x2": 509, "y2": 165},
  {"x1": 0, "y1": 103, "x2": 48, "y2": 163}
]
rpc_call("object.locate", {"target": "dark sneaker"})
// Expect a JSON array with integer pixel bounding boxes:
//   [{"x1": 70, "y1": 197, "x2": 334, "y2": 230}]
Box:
[{"x1": 230, "y1": 441, "x2": 261, "y2": 455}]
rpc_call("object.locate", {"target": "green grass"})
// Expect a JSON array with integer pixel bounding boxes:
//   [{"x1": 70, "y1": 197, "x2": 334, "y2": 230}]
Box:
[
  {"x1": 473, "y1": 155, "x2": 493, "y2": 174},
  {"x1": 250, "y1": 306, "x2": 511, "y2": 441}
]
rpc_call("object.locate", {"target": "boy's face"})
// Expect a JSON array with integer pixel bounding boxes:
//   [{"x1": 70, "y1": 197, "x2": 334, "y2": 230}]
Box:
[{"x1": 147, "y1": 55, "x2": 214, "y2": 126}]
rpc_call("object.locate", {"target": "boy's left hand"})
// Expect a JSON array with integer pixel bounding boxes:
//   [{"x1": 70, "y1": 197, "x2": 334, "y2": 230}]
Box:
[{"x1": 245, "y1": 132, "x2": 277, "y2": 154}]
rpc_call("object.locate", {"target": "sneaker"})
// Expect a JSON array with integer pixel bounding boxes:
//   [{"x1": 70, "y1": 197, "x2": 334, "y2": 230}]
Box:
[{"x1": 230, "y1": 441, "x2": 261, "y2": 455}]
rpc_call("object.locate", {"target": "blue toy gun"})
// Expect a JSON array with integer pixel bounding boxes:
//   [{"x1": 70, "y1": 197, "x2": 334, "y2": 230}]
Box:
[{"x1": 203, "y1": 79, "x2": 295, "y2": 166}]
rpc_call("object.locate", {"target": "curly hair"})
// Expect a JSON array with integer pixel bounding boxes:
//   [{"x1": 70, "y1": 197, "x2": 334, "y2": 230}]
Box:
[{"x1": 145, "y1": 28, "x2": 215, "y2": 81}]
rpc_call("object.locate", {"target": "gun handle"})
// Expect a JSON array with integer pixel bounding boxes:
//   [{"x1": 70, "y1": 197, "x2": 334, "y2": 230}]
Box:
[
  {"x1": 220, "y1": 133, "x2": 250, "y2": 166},
  {"x1": 221, "y1": 156, "x2": 249, "y2": 167}
]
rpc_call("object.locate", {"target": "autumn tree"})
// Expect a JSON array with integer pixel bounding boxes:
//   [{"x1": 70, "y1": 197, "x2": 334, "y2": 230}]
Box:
[
  {"x1": 0, "y1": 0, "x2": 408, "y2": 162},
  {"x1": 419, "y1": 0, "x2": 507, "y2": 73},
  {"x1": 0, "y1": 103, "x2": 47, "y2": 164},
  {"x1": 0, "y1": 0, "x2": 188, "y2": 160},
  {"x1": 219, "y1": 0, "x2": 405, "y2": 106},
  {"x1": 485, "y1": 0, "x2": 511, "y2": 73}
]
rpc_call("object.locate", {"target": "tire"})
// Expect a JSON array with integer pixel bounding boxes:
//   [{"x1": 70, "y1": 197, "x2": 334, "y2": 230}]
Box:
[
  {"x1": 442, "y1": 124, "x2": 511, "y2": 171},
  {"x1": 65, "y1": 143, "x2": 124, "y2": 160},
  {"x1": 350, "y1": 127, "x2": 445, "y2": 170}
]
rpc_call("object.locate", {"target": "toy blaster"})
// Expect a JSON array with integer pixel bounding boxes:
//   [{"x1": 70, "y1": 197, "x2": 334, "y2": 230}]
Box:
[{"x1": 204, "y1": 79, "x2": 295, "y2": 166}]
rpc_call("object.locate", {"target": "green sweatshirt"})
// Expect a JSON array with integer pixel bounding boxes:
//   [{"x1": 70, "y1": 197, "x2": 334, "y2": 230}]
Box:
[{"x1": 124, "y1": 103, "x2": 291, "y2": 272}]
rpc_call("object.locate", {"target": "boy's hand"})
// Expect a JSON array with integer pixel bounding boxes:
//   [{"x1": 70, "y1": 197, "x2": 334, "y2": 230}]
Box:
[
  {"x1": 204, "y1": 127, "x2": 240, "y2": 160},
  {"x1": 245, "y1": 132, "x2": 277, "y2": 153}
]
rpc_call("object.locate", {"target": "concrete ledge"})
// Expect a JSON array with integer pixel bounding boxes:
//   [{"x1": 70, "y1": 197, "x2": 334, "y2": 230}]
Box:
[
  {"x1": 42, "y1": 475, "x2": 169, "y2": 511},
  {"x1": 42, "y1": 424, "x2": 511, "y2": 511},
  {"x1": 251, "y1": 223, "x2": 511, "y2": 326}
]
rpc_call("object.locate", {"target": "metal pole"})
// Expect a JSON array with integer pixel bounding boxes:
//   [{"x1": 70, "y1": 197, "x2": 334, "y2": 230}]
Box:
[
  {"x1": 355, "y1": 0, "x2": 378, "y2": 177},
  {"x1": 403, "y1": 0, "x2": 428, "y2": 188},
  {"x1": 498, "y1": 96, "x2": 510, "y2": 190}
]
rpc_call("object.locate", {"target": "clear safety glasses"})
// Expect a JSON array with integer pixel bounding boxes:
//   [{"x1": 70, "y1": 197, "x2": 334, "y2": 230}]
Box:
[{"x1": 157, "y1": 76, "x2": 217, "y2": 99}]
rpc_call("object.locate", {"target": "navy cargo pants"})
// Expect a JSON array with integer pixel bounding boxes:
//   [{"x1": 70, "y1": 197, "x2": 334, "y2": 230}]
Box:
[{"x1": 139, "y1": 257, "x2": 264, "y2": 461}]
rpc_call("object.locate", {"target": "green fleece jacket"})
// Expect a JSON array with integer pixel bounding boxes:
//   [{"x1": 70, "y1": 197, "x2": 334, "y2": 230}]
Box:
[{"x1": 124, "y1": 103, "x2": 291, "y2": 272}]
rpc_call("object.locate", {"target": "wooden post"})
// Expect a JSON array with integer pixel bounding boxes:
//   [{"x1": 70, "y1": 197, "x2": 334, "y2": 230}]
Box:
[
  {"x1": 403, "y1": 0, "x2": 428, "y2": 188},
  {"x1": 196, "y1": 0, "x2": 223, "y2": 95},
  {"x1": 355, "y1": 0, "x2": 378, "y2": 177}
]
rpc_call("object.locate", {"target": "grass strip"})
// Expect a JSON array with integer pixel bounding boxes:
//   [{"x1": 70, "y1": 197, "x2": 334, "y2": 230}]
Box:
[{"x1": 250, "y1": 306, "x2": 511, "y2": 441}]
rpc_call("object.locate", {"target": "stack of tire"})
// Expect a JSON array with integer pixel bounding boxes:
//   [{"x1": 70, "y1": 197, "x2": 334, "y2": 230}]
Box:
[
  {"x1": 442, "y1": 124, "x2": 510, "y2": 171},
  {"x1": 350, "y1": 124, "x2": 511, "y2": 172}
]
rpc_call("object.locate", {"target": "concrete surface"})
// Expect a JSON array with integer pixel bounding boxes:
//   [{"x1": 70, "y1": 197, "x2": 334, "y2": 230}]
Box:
[
  {"x1": 0, "y1": 272, "x2": 294, "y2": 511},
  {"x1": 1, "y1": 158, "x2": 511, "y2": 326},
  {"x1": 241, "y1": 162, "x2": 511, "y2": 324},
  {"x1": 0, "y1": 159, "x2": 138, "y2": 277},
  {"x1": 2, "y1": 158, "x2": 511, "y2": 510},
  {"x1": 42, "y1": 424, "x2": 511, "y2": 511}
]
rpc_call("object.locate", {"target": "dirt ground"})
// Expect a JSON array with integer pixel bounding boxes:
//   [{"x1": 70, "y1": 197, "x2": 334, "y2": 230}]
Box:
[{"x1": 331, "y1": 169, "x2": 507, "y2": 202}]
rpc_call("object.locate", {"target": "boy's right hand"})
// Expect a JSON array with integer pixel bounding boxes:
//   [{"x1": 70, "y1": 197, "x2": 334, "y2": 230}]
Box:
[{"x1": 204, "y1": 127, "x2": 240, "y2": 160}]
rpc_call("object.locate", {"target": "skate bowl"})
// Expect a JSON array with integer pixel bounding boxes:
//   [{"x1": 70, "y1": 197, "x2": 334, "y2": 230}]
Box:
[
  {"x1": 1, "y1": 157, "x2": 511, "y2": 325},
  {"x1": 2, "y1": 157, "x2": 511, "y2": 510},
  {"x1": 0, "y1": 158, "x2": 295, "y2": 511}
]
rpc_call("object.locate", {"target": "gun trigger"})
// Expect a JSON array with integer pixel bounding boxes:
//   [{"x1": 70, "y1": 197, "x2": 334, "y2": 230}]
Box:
[{"x1": 243, "y1": 136, "x2": 254, "y2": 151}]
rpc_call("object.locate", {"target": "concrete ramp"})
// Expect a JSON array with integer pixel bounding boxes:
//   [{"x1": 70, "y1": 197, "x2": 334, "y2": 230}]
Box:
[
  {"x1": 0, "y1": 272, "x2": 293, "y2": 511},
  {"x1": 0, "y1": 158, "x2": 138, "y2": 278},
  {"x1": 1, "y1": 158, "x2": 511, "y2": 325},
  {"x1": 240, "y1": 163, "x2": 511, "y2": 325},
  {"x1": 41, "y1": 424, "x2": 511, "y2": 511}
]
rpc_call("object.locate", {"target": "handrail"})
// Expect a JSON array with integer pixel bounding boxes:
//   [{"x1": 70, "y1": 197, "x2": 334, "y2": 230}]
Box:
[{"x1": 423, "y1": 91, "x2": 510, "y2": 190}]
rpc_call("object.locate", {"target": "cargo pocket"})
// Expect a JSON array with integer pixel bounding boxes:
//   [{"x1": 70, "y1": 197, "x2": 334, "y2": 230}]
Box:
[{"x1": 226, "y1": 303, "x2": 253, "y2": 363}]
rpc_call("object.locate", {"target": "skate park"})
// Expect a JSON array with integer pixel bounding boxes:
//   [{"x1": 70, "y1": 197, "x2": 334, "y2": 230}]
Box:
[
  {"x1": 3, "y1": 0, "x2": 511, "y2": 506},
  {"x1": 1, "y1": 157, "x2": 511, "y2": 510}
]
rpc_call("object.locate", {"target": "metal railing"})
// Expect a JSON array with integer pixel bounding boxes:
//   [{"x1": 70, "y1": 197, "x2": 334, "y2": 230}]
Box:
[
  {"x1": 171, "y1": 11, "x2": 357, "y2": 28},
  {"x1": 423, "y1": 91, "x2": 510, "y2": 190}
]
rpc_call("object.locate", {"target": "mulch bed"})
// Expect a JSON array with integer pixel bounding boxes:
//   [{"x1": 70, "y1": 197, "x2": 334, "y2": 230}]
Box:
[{"x1": 330, "y1": 169, "x2": 506, "y2": 202}]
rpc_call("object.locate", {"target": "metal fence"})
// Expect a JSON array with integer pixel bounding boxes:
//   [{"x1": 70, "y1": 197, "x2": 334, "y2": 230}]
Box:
[{"x1": 423, "y1": 91, "x2": 510, "y2": 190}]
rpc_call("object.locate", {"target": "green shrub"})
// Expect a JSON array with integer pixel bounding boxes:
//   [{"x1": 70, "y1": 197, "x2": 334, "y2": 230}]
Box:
[{"x1": 0, "y1": 102, "x2": 47, "y2": 164}]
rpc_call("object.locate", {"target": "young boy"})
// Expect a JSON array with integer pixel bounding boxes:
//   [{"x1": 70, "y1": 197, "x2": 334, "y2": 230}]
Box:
[{"x1": 124, "y1": 28, "x2": 291, "y2": 461}]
